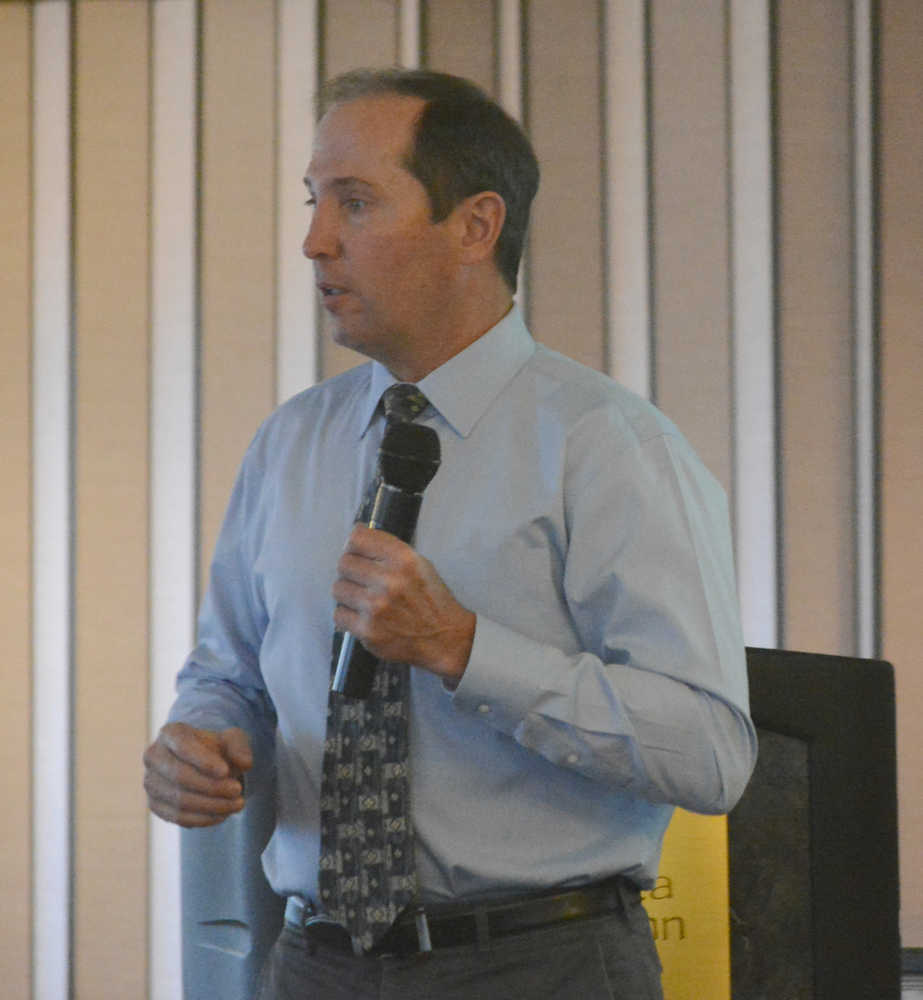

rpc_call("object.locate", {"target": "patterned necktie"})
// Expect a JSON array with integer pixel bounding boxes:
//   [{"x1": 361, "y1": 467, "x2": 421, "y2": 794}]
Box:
[{"x1": 317, "y1": 383, "x2": 430, "y2": 952}]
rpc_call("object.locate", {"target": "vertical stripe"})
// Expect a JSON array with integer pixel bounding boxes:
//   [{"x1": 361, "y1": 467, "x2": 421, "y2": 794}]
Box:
[
  {"x1": 31, "y1": 4, "x2": 73, "y2": 997},
  {"x1": 422, "y1": 0, "x2": 496, "y2": 88},
  {"x1": 879, "y1": 0, "x2": 923, "y2": 951},
  {"x1": 729, "y1": 0, "x2": 777, "y2": 646},
  {"x1": 648, "y1": 0, "x2": 733, "y2": 489},
  {"x1": 0, "y1": 4, "x2": 33, "y2": 999},
  {"x1": 322, "y1": 0, "x2": 399, "y2": 79},
  {"x1": 150, "y1": 2, "x2": 198, "y2": 997},
  {"x1": 399, "y1": 0, "x2": 422, "y2": 68},
  {"x1": 497, "y1": 0, "x2": 528, "y2": 315},
  {"x1": 497, "y1": 0, "x2": 523, "y2": 117},
  {"x1": 317, "y1": 0, "x2": 399, "y2": 379},
  {"x1": 72, "y1": 3, "x2": 151, "y2": 995},
  {"x1": 199, "y1": 0, "x2": 277, "y2": 583},
  {"x1": 851, "y1": 0, "x2": 878, "y2": 659},
  {"x1": 525, "y1": 0, "x2": 604, "y2": 369},
  {"x1": 277, "y1": 0, "x2": 319, "y2": 404},
  {"x1": 602, "y1": 0, "x2": 652, "y2": 398},
  {"x1": 775, "y1": 0, "x2": 855, "y2": 654}
]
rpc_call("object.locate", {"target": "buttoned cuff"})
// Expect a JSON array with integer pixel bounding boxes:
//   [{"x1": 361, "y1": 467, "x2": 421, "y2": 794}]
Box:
[{"x1": 449, "y1": 615, "x2": 552, "y2": 734}]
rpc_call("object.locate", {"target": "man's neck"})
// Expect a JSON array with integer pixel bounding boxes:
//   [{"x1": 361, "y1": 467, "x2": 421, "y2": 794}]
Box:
[{"x1": 383, "y1": 295, "x2": 514, "y2": 383}]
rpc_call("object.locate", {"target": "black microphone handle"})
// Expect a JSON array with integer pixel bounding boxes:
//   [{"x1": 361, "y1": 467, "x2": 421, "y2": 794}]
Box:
[
  {"x1": 368, "y1": 482, "x2": 424, "y2": 544},
  {"x1": 330, "y1": 483, "x2": 424, "y2": 698}
]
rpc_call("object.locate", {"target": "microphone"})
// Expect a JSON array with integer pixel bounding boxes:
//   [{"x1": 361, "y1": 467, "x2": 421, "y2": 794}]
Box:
[{"x1": 330, "y1": 421, "x2": 441, "y2": 698}]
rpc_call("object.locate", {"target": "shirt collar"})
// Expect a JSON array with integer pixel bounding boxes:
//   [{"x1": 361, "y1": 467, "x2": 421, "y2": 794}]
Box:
[{"x1": 360, "y1": 305, "x2": 535, "y2": 439}]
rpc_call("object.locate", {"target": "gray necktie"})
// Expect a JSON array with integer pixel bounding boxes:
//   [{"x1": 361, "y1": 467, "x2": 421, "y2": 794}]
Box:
[{"x1": 317, "y1": 383, "x2": 429, "y2": 952}]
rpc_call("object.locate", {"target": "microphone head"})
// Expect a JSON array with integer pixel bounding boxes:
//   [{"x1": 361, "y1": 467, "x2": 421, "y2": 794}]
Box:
[{"x1": 378, "y1": 422, "x2": 441, "y2": 493}]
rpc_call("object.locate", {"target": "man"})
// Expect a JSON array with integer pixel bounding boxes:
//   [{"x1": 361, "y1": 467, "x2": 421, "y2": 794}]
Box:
[{"x1": 144, "y1": 68, "x2": 757, "y2": 999}]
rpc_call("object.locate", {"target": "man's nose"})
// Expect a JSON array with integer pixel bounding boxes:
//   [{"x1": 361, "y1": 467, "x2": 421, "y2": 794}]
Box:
[{"x1": 303, "y1": 205, "x2": 338, "y2": 259}]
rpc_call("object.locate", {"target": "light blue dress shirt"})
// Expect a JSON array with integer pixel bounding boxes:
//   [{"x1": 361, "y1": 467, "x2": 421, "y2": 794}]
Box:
[{"x1": 170, "y1": 306, "x2": 757, "y2": 906}]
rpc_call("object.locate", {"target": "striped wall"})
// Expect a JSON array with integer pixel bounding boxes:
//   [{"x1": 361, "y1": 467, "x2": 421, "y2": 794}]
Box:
[
  {"x1": 1, "y1": 1, "x2": 920, "y2": 997},
  {"x1": 1, "y1": 5, "x2": 34, "y2": 998}
]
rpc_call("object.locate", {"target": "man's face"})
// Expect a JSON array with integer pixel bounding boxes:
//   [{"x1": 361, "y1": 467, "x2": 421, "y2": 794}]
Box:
[{"x1": 303, "y1": 95, "x2": 460, "y2": 373}]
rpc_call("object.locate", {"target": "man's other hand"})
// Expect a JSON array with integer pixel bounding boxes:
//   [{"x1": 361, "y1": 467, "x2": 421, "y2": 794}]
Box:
[{"x1": 143, "y1": 722, "x2": 252, "y2": 828}]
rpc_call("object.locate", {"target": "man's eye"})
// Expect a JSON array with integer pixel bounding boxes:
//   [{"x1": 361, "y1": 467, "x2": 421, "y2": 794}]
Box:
[{"x1": 345, "y1": 198, "x2": 366, "y2": 212}]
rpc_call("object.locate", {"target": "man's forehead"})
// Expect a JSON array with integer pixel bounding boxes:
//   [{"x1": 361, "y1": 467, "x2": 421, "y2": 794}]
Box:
[
  {"x1": 306, "y1": 94, "x2": 424, "y2": 187},
  {"x1": 319, "y1": 91, "x2": 425, "y2": 125},
  {"x1": 315, "y1": 94, "x2": 423, "y2": 153}
]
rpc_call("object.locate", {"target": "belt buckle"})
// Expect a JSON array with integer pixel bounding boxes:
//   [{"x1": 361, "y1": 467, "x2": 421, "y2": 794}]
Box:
[
  {"x1": 294, "y1": 898, "x2": 355, "y2": 955},
  {"x1": 299, "y1": 898, "x2": 316, "y2": 930}
]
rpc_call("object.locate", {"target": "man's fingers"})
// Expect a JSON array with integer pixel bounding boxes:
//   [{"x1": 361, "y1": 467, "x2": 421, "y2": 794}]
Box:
[
  {"x1": 145, "y1": 769, "x2": 245, "y2": 828},
  {"x1": 332, "y1": 575, "x2": 377, "y2": 613},
  {"x1": 143, "y1": 723, "x2": 253, "y2": 828},
  {"x1": 157, "y1": 722, "x2": 235, "y2": 779},
  {"x1": 148, "y1": 797, "x2": 243, "y2": 828},
  {"x1": 331, "y1": 524, "x2": 475, "y2": 680},
  {"x1": 218, "y1": 727, "x2": 254, "y2": 775},
  {"x1": 342, "y1": 523, "x2": 411, "y2": 565},
  {"x1": 144, "y1": 740, "x2": 243, "y2": 798},
  {"x1": 343, "y1": 522, "x2": 388, "y2": 552},
  {"x1": 336, "y1": 526, "x2": 416, "y2": 596}
]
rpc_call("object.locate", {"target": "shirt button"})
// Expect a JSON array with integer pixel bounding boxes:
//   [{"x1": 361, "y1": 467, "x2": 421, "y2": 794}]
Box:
[
  {"x1": 566, "y1": 753, "x2": 579, "y2": 765},
  {"x1": 477, "y1": 703, "x2": 491, "y2": 714}
]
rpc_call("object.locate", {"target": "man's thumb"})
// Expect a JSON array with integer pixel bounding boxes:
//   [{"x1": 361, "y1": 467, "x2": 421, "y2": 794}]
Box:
[{"x1": 218, "y1": 727, "x2": 253, "y2": 773}]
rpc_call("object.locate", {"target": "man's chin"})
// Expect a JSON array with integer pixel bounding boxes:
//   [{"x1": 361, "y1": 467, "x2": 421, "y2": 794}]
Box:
[
  {"x1": 323, "y1": 313, "x2": 396, "y2": 366},
  {"x1": 326, "y1": 319, "x2": 373, "y2": 359},
  {"x1": 329, "y1": 324, "x2": 361, "y2": 353}
]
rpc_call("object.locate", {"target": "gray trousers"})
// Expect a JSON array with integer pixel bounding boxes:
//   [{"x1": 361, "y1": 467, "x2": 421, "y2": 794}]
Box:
[{"x1": 254, "y1": 893, "x2": 663, "y2": 1000}]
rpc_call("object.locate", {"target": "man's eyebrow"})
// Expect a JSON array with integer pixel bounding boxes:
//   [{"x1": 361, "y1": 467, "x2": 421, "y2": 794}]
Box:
[{"x1": 303, "y1": 176, "x2": 376, "y2": 195}]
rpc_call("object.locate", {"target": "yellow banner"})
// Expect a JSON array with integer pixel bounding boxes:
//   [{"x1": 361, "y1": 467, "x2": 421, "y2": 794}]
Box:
[{"x1": 641, "y1": 811, "x2": 730, "y2": 1000}]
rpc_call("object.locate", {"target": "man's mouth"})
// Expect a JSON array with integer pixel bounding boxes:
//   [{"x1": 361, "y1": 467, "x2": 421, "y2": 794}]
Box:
[{"x1": 318, "y1": 282, "x2": 347, "y2": 298}]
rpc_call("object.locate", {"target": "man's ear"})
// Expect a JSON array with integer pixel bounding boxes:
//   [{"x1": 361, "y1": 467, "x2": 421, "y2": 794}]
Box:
[{"x1": 457, "y1": 191, "x2": 506, "y2": 266}]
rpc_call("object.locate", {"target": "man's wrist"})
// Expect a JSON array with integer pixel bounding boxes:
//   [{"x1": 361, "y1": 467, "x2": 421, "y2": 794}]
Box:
[{"x1": 436, "y1": 608, "x2": 476, "y2": 689}]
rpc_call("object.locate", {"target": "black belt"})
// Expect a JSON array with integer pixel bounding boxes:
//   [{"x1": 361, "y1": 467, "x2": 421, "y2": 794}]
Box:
[{"x1": 289, "y1": 875, "x2": 636, "y2": 956}]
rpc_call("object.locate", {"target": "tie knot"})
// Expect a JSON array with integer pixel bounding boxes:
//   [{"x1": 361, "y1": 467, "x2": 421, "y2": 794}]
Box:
[{"x1": 382, "y1": 383, "x2": 429, "y2": 424}]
